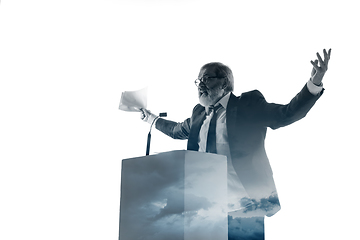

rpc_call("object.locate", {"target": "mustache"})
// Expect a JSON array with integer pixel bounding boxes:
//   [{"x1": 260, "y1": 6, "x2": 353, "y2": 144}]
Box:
[{"x1": 198, "y1": 86, "x2": 209, "y2": 92}]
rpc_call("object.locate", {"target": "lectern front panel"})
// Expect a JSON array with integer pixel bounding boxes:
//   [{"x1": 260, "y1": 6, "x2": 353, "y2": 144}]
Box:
[{"x1": 119, "y1": 150, "x2": 228, "y2": 240}]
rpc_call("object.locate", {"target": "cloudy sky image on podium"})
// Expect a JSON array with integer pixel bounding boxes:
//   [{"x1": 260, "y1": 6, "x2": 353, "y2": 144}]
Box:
[{"x1": 119, "y1": 151, "x2": 228, "y2": 240}]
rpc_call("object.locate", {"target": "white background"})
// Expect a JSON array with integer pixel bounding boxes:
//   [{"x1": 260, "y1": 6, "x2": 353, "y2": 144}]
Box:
[{"x1": 0, "y1": 0, "x2": 359, "y2": 239}]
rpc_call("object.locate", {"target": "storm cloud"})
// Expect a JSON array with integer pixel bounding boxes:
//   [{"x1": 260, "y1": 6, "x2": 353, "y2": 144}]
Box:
[{"x1": 230, "y1": 192, "x2": 281, "y2": 218}]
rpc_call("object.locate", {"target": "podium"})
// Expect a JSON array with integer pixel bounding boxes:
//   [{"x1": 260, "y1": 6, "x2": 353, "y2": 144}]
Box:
[{"x1": 119, "y1": 150, "x2": 228, "y2": 240}]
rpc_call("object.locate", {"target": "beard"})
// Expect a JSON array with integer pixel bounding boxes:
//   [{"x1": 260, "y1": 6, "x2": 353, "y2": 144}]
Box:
[{"x1": 198, "y1": 87, "x2": 224, "y2": 107}]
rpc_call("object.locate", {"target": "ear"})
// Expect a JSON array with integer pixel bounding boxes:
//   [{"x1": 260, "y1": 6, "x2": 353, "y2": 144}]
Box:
[{"x1": 222, "y1": 81, "x2": 228, "y2": 90}]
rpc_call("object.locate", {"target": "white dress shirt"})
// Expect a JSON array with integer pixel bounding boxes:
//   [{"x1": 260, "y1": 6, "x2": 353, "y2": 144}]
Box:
[{"x1": 198, "y1": 92, "x2": 248, "y2": 211}]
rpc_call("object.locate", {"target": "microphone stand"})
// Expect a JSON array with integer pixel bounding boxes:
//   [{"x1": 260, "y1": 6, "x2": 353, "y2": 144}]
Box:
[{"x1": 146, "y1": 112, "x2": 167, "y2": 156}]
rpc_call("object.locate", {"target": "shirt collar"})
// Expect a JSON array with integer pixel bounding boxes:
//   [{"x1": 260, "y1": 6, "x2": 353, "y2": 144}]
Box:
[{"x1": 215, "y1": 92, "x2": 231, "y2": 110}]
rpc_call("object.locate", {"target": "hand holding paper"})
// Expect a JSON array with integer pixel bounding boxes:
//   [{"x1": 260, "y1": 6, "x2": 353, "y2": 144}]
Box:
[
  {"x1": 140, "y1": 108, "x2": 159, "y2": 124},
  {"x1": 119, "y1": 87, "x2": 147, "y2": 112}
]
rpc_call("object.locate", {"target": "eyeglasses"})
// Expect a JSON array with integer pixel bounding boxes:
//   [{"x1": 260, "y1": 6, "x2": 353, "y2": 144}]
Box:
[{"x1": 194, "y1": 76, "x2": 223, "y2": 87}]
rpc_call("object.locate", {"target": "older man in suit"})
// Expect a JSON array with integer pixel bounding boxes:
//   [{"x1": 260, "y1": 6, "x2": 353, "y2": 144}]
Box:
[{"x1": 140, "y1": 49, "x2": 331, "y2": 239}]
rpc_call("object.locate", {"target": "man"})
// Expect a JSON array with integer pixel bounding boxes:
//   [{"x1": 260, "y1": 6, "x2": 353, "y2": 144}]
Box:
[{"x1": 140, "y1": 49, "x2": 331, "y2": 239}]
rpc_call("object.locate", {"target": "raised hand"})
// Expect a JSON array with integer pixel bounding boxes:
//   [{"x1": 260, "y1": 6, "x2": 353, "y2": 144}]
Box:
[{"x1": 310, "y1": 49, "x2": 331, "y2": 86}]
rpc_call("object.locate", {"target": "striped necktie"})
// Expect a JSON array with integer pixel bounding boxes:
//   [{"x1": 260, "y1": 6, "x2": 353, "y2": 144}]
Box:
[{"x1": 206, "y1": 104, "x2": 222, "y2": 153}]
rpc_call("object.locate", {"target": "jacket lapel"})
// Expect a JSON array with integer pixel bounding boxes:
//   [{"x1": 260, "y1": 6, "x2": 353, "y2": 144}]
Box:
[{"x1": 226, "y1": 93, "x2": 239, "y2": 134}]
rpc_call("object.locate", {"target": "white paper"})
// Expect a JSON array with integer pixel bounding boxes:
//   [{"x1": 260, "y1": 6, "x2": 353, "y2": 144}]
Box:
[{"x1": 119, "y1": 87, "x2": 147, "y2": 112}]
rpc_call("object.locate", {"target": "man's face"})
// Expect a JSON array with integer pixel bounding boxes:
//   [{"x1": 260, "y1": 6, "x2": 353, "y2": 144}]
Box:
[{"x1": 197, "y1": 66, "x2": 226, "y2": 107}]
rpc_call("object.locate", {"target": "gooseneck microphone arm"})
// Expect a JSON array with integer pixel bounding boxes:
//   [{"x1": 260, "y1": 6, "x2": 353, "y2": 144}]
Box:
[{"x1": 146, "y1": 112, "x2": 167, "y2": 156}]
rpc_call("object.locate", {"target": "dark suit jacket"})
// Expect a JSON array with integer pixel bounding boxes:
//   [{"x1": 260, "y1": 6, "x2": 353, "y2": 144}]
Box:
[{"x1": 155, "y1": 84, "x2": 323, "y2": 216}]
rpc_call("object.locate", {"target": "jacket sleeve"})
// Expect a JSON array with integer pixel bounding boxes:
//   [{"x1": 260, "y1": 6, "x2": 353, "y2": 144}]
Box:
[
  {"x1": 252, "y1": 84, "x2": 324, "y2": 130},
  {"x1": 155, "y1": 117, "x2": 191, "y2": 139}
]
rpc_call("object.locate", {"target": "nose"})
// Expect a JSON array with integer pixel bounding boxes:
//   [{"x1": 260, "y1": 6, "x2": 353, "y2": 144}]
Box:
[{"x1": 198, "y1": 79, "x2": 206, "y2": 88}]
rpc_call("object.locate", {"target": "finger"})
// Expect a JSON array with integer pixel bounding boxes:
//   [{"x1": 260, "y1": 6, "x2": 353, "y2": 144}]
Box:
[
  {"x1": 323, "y1": 49, "x2": 328, "y2": 65},
  {"x1": 311, "y1": 60, "x2": 318, "y2": 75},
  {"x1": 311, "y1": 59, "x2": 318, "y2": 68},
  {"x1": 316, "y1": 52, "x2": 325, "y2": 67},
  {"x1": 311, "y1": 59, "x2": 318, "y2": 72},
  {"x1": 139, "y1": 108, "x2": 147, "y2": 119},
  {"x1": 323, "y1": 49, "x2": 331, "y2": 65},
  {"x1": 311, "y1": 59, "x2": 319, "y2": 68},
  {"x1": 311, "y1": 60, "x2": 321, "y2": 71}
]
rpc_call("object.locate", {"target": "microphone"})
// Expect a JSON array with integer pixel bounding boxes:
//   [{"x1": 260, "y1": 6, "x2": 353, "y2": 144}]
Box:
[{"x1": 146, "y1": 112, "x2": 167, "y2": 156}]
